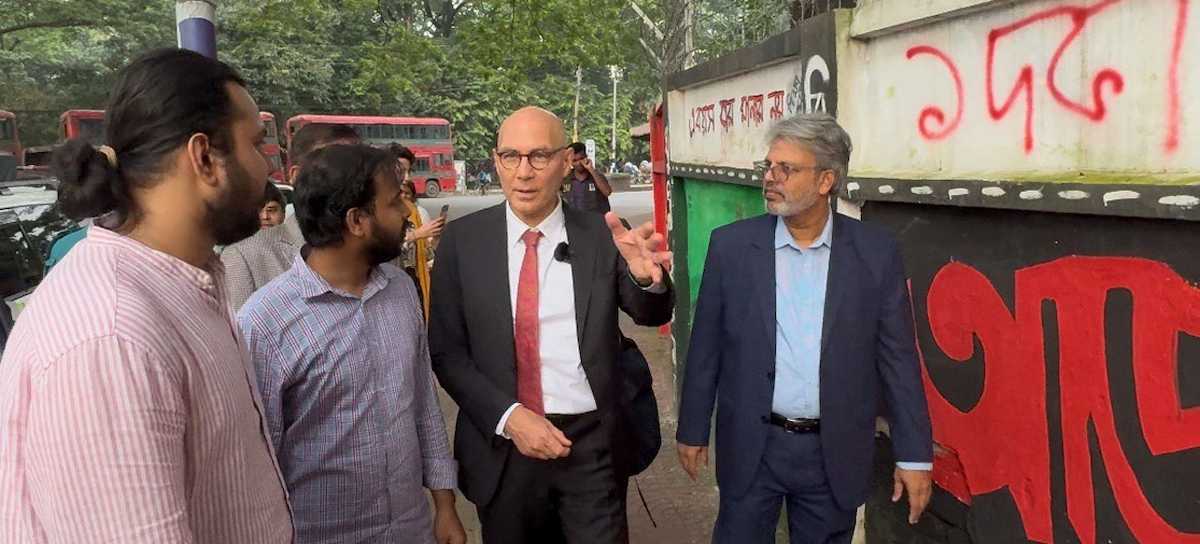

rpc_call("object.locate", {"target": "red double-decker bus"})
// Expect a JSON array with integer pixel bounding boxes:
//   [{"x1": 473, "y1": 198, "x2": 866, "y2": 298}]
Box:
[
  {"x1": 285, "y1": 114, "x2": 456, "y2": 197},
  {"x1": 0, "y1": 111, "x2": 21, "y2": 167},
  {"x1": 260, "y1": 112, "x2": 283, "y2": 182},
  {"x1": 54, "y1": 109, "x2": 284, "y2": 181},
  {"x1": 60, "y1": 109, "x2": 106, "y2": 146}
]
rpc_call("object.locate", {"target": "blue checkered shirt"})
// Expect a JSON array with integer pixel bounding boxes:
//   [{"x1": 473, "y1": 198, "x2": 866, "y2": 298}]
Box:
[{"x1": 238, "y1": 254, "x2": 456, "y2": 543}]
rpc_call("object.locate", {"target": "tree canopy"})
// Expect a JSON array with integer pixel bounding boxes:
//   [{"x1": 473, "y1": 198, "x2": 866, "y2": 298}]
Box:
[{"x1": 1, "y1": 0, "x2": 812, "y2": 160}]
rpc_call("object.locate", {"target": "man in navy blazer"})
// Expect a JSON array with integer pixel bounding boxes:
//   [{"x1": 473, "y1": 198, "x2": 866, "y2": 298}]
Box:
[{"x1": 676, "y1": 113, "x2": 933, "y2": 543}]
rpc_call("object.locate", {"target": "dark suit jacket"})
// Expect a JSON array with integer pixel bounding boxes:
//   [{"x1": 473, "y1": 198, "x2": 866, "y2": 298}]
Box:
[
  {"x1": 429, "y1": 203, "x2": 674, "y2": 506},
  {"x1": 676, "y1": 213, "x2": 932, "y2": 510}
]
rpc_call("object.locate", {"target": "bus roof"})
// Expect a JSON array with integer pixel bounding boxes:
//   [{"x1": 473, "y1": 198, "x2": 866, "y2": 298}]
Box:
[
  {"x1": 60, "y1": 110, "x2": 105, "y2": 122},
  {"x1": 0, "y1": 111, "x2": 13, "y2": 120},
  {"x1": 287, "y1": 114, "x2": 449, "y2": 126},
  {"x1": 260, "y1": 111, "x2": 275, "y2": 120}
]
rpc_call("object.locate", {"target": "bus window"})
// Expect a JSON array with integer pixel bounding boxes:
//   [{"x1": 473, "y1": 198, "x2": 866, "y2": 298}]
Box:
[
  {"x1": 78, "y1": 119, "x2": 106, "y2": 146},
  {"x1": 0, "y1": 119, "x2": 12, "y2": 140},
  {"x1": 415, "y1": 158, "x2": 431, "y2": 172},
  {"x1": 433, "y1": 125, "x2": 449, "y2": 139}
]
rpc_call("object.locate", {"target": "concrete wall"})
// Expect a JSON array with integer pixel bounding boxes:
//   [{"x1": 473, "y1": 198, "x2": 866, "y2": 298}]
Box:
[{"x1": 841, "y1": 0, "x2": 1199, "y2": 185}]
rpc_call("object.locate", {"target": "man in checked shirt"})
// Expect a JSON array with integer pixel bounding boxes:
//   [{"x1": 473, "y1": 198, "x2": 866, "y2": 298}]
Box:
[{"x1": 238, "y1": 143, "x2": 466, "y2": 544}]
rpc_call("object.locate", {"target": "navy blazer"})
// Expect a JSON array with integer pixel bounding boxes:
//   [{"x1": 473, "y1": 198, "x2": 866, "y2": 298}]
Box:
[{"x1": 676, "y1": 212, "x2": 933, "y2": 510}]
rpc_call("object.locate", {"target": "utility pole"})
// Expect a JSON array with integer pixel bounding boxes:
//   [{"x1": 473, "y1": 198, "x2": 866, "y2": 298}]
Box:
[
  {"x1": 573, "y1": 67, "x2": 583, "y2": 142},
  {"x1": 176, "y1": 0, "x2": 218, "y2": 58},
  {"x1": 609, "y1": 65, "x2": 623, "y2": 173}
]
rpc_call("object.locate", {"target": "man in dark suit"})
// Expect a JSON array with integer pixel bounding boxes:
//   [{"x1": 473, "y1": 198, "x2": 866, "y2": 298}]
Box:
[
  {"x1": 676, "y1": 113, "x2": 933, "y2": 543},
  {"x1": 429, "y1": 106, "x2": 674, "y2": 543}
]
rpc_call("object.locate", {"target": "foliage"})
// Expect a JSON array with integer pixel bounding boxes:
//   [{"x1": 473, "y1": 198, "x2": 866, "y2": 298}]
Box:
[{"x1": 0, "y1": 0, "x2": 810, "y2": 160}]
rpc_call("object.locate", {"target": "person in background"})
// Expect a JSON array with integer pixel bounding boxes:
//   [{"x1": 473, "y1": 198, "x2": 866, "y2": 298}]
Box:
[
  {"x1": 0, "y1": 48, "x2": 292, "y2": 543},
  {"x1": 390, "y1": 144, "x2": 443, "y2": 317},
  {"x1": 478, "y1": 167, "x2": 492, "y2": 195},
  {"x1": 260, "y1": 181, "x2": 286, "y2": 229},
  {"x1": 220, "y1": 123, "x2": 360, "y2": 310},
  {"x1": 676, "y1": 113, "x2": 933, "y2": 543},
  {"x1": 566, "y1": 142, "x2": 613, "y2": 214},
  {"x1": 239, "y1": 144, "x2": 464, "y2": 544}
]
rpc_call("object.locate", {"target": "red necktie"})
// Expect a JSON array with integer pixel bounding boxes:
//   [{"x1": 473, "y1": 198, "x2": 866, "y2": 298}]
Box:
[{"x1": 515, "y1": 229, "x2": 545, "y2": 415}]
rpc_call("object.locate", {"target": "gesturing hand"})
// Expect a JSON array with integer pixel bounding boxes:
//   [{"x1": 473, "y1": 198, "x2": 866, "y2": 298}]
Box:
[
  {"x1": 504, "y1": 406, "x2": 572, "y2": 460},
  {"x1": 605, "y1": 212, "x2": 672, "y2": 286}
]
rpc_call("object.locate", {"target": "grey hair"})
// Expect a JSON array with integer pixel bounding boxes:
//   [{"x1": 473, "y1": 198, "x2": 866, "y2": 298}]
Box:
[{"x1": 765, "y1": 113, "x2": 853, "y2": 191}]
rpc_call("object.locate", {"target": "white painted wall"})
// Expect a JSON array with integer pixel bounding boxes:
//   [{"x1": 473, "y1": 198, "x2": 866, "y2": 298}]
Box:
[
  {"x1": 667, "y1": 54, "x2": 833, "y2": 169},
  {"x1": 841, "y1": 0, "x2": 1200, "y2": 184}
]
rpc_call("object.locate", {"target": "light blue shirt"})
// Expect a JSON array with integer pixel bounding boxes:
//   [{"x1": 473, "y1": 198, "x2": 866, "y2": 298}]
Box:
[
  {"x1": 772, "y1": 213, "x2": 832, "y2": 420},
  {"x1": 772, "y1": 213, "x2": 932, "y2": 471}
]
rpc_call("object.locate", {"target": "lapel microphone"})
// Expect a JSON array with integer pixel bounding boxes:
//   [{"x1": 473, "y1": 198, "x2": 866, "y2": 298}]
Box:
[{"x1": 553, "y1": 242, "x2": 571, "y2": 263}]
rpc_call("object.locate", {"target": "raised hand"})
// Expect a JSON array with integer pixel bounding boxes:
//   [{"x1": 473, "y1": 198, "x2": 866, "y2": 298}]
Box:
[{"x1": 604, "y1": 212, "x2": 673, "y2": 286}]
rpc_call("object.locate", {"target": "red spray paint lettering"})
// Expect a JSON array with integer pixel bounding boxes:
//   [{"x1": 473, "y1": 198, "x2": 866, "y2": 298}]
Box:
[
  {"x1": 719, "y1": 99, "x2": 736, "y2": 131},
  {"x1": 768, "y1": 91, "x2": 786, "y2": 120},
  {"x1": 909, "y1": 0, "x2": 1187, "y2": 153},
  {"x1": 905, "y1": 46, "x2": 964, "y2": 140},
  {"x1": 689, "y1": 104, "x2": 716, "y2": 138},
  {"x1": 920, "y1": 258, "x2": 1200, "y2": 543},
  {"x1": 740, "y1": 94, "x2": 764, "y2": 127}
]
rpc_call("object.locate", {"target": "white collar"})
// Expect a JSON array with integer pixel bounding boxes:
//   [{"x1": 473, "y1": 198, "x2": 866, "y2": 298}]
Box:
[{"x1": 505, "y1": 199, "x2": 566, "y2": 248}]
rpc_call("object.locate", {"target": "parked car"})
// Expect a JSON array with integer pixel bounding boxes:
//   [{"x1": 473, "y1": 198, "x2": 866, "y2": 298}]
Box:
[{"x1": 0, "y1": 180, "x2": 82, "y2": 352}]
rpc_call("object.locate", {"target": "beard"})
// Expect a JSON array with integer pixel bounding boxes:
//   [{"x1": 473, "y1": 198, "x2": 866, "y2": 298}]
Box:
[
  {"x1": 208, "y1": 155, "x2": 265, "y2": 246},
  {"x1": 764, "y1": 185, "x2": 821, "y2": 217},
  {"x1": 365, "y1": 222, "x2": 408, "y2": 266}
]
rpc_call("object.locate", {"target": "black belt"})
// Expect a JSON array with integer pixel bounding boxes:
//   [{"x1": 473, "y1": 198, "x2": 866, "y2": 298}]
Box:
[
  {"x1": 769, "y1": 413, "x2": 820, "y2": 434},
  {"x1": 545, "y1": 412, "x2": 593, "y2": 426}
]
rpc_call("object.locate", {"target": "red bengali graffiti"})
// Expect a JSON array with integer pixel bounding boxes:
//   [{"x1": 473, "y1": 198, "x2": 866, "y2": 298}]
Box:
[
  {"x1": 688, "y1": 104, "x2": 716, "y2": 138},
  {"x1": 740, "y1": 94, "x2": 764, "y2": 127},
  {"x1": 1166, "y1": 0, "x2": 1189, "y2": 152},
  {"x1": 906, "y1": 46, "x2": 964, "y2": 140},
  {"x1": 915, "y1": 0, "x2": 1187, "y2": 153},
  {"x1": 719, "y1": 99, "x2": 736, "y2": 131},
  {"x1": 768, "y1": 91, "x2": 786, "y2": 120},
  {"x1": 920, "y1": 258, "x2": 1200, "y2": 544}
]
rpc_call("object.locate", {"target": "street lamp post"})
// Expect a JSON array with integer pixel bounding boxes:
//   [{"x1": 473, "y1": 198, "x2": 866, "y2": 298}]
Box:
[{"x1": 609, "y1": 65, "x2": 623, "y2": 173}]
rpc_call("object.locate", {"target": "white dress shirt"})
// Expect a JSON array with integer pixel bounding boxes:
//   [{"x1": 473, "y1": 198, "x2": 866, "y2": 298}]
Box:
[{"x1": 496, "y1": 201, "x2": 597, "y2": 436}]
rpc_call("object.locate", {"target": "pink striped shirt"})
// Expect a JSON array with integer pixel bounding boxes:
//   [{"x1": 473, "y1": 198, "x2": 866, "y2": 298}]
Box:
[{"x1": 0, "y1": 227, "x2": 293, "y2": 543}]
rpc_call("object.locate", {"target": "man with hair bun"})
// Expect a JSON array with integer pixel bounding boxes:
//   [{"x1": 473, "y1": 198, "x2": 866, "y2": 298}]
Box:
[{"x1": 0, "y1": 48, "x2": 293, "y2": 543}]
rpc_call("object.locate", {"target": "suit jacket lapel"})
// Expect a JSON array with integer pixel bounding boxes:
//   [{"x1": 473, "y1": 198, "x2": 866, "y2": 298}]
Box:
[
  {"x1": 749, "y1": 216, "x2": 777, "y2": 359},
  {"x1": 563, "y1": 206, "x2": 596, "y2": 346},
  {"x1": 482, "y1": 206, "x2": 515, "y2": 337},
  {"x1": 821, "y1": 214, "x2": 851, "y2": 358}
]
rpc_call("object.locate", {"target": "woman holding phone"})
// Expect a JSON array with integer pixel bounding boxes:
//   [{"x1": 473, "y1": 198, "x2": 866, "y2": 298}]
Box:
[{"x1": 391, "y1": 145, "x2": 445, "y2": 318}]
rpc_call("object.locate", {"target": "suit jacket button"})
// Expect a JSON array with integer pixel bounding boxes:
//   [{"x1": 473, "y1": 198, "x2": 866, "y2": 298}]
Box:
[
  {"x1": 760, "y1": 415, "x2": 769, "y2": 423},
  {"x1": 766, "y1": 372, "x2": 775, "y2": 380}
]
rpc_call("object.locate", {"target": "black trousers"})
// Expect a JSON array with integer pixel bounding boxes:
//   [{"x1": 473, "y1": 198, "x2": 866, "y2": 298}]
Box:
[{"x1": 478, "y1": 411, "x2": 628, "y2": 544}]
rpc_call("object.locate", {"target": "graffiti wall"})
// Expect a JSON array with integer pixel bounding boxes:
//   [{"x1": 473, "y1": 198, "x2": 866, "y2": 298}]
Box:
[
  {"x1": 666, "y1": 12, "x2": 839, "y2": 174},
  {"x1": 840, "y1": 0, "x2": 1200, "y2": 185},
  {"x1": 864, "y1": 202, "x2": 1200, "y2": 544}
]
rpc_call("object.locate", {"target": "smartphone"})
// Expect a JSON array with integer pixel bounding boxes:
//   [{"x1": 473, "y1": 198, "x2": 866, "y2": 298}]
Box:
[{"x1": 439, "y1": 204, "x2": 450, "y2": 220}]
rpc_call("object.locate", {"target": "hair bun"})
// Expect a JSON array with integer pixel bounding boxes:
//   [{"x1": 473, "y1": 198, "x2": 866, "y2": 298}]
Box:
[{"x1": 51, "y1": 139, "x2": 126, "y2": 220}]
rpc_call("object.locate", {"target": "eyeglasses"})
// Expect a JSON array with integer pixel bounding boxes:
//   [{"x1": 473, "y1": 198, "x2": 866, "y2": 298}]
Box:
[
  {"x1": 495, "y1": 147, "x2": 565, "y2": 171},
  {"x1": 754, "y1": 160, "x2": 826, "y2": 180}
]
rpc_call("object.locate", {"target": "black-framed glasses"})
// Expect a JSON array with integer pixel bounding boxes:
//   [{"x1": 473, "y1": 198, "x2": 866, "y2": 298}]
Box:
[
  {"x1": 495, "y1": 147, "x2": 565, "y2": 170},
  {"x1": 754, "y1": 160, "x2": 826, "y2": 180}
]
